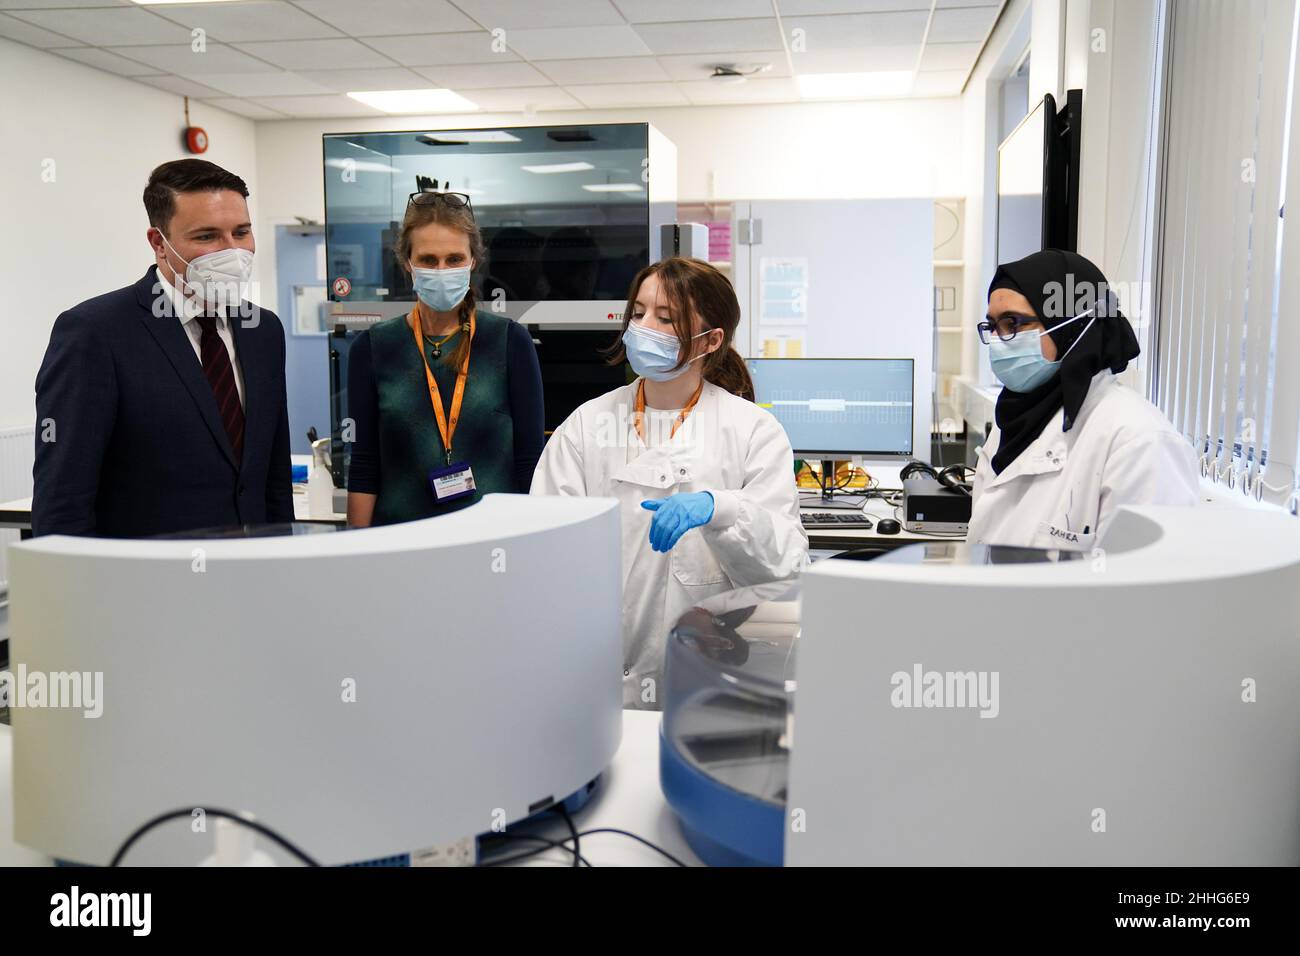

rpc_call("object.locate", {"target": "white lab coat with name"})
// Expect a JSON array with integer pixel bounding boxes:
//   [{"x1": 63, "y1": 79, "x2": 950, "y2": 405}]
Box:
[
  {"x1": 531, "y1": 380, "x2": 809, "y2": 709},
  {"x1": 969, "y1": 370, "x2": 1199, "y2": 552}
]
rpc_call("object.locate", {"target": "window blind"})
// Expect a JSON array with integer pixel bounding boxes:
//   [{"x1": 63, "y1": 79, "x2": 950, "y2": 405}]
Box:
[{"x1": 1154, "y1": 0, "x2": 1300, "y2": 510}]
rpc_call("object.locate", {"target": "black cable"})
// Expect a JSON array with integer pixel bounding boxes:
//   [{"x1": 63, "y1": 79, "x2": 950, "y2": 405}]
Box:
[
  {"x1": 937, "y1": 464, "x2": 976, "y2": 497},
  {"x1": 478, "y1": 837, "x2": 560, "y2": 867},
  {"x1": 571, "y1": 828, "x2": 690, "y2": 867},
  {"x1": 109, "y1": 807, "x2": 320, "y2": 867},
  {"x1": 833, "y1": 464, "x2": 874, "y2": 493},
  {"x1": 112, "y1": 811, "x2": 682, "y2": 869},
  {"x1": 898, "y1": 459, "x2": 938, "y2": 483},
  {"x1": 802, "y1": 462, "x2": 871, "y2": 502},
  {"x1": 475, "y1": 801, "x2": 591, "y2": 867},
  {"x1": 805, "y1": 461, "x2": 850, "y2": 494},
  {"x1": 864, "y1": 487, "x2": 904, "y2": 506},
  {"x1": 480, "y1": 827, "x2": 689, "y2": 867},
  {"x1": 478, "y1": 832, "x2": 590, "y2": 867},
  {"x1": 555, "y1": 803, "x2": 581, "y2": 868}
]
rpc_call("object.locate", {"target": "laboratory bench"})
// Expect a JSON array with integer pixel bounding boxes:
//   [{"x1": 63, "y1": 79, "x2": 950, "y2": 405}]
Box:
[
  {"x1": 798, "y1": 462, "x2": 966, "y2": 550},
  {"x1": 3, "y1": 465, "x2": 964, "y2": 550}
]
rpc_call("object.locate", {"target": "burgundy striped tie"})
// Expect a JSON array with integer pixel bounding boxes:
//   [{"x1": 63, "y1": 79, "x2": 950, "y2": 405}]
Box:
[{"x1": 195, "y1": 314, "x2": 245, "y2": 463}]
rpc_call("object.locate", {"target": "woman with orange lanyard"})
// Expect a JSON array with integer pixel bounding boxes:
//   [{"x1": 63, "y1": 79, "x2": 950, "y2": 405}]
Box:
[
  {"x1": 347, "y1": 191, "x2": 543, "y2": 527},
  {"x1": 531, "y1": 257, "x2": 808, "y2": 709}
]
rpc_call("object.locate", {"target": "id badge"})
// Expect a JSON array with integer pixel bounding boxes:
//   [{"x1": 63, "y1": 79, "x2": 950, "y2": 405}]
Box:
[{"x1": 428, "y1": 461, "x2": 476, "y2": 502}]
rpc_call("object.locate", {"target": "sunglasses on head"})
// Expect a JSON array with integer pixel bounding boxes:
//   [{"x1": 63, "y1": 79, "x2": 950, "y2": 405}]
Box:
[{"x1": 407, "y1": 191, "x2": 474, "y2": 215}]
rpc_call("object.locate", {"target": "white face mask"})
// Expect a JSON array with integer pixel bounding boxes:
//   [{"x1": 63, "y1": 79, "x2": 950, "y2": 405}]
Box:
[
  {"x1": 623, "y1": 322, "x2": 712, "y2": 382},
  {"x1": 159, "y1": 230, "x2": 254, "y2": 307}
]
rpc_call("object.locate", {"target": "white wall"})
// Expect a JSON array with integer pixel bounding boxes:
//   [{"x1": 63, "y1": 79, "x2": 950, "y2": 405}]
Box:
[
  {"x1": 959, "y1": 0, "x2": 1033, "y2": 386},
  {"x1": 957, "y1": 0, "x2": 1164, "y2": 397},
  {"x1": 0, "y1": 41, "x2": 965, "y2": 436},
  {"x1": 252, "y1": 97, "x2": 965, "y2": 315},
  {"x1": 1030, "y1": 0, "x2": 1067, "y2": 103},
  {"x1": 0, "y1": 37, "x2": 259, "y2": 433},
  {"x1": 1022, "y1": 0, "x2": 1165, "y2": 387},
  {"x1": 1073, "y1": 0, "x2": 1164, "y2": 385}
]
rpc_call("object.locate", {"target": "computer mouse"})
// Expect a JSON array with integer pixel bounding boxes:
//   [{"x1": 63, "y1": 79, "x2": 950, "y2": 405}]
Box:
[{"x1": 876, "y1": 518, "x2": 901, "y2": 535}]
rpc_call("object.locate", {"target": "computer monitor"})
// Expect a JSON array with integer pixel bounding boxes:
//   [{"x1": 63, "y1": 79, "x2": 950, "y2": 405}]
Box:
[{"x1": 746, "y1": 358, "x2": 915, "y2": 459}]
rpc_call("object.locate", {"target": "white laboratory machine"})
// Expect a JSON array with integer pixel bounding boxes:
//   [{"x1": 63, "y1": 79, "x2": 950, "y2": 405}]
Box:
[
  {"x1": 786, "y1": 506, "x2": 1300, "y2": 865},
  {"x1": 7, "y1": 495, "x2": 622, "y2": 866},
  {"x1": 658, "y1": 506, "x2": 1300, "y2": 866}
]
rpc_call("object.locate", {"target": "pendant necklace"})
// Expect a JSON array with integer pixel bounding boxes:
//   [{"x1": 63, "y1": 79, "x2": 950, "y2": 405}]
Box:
[{"x1": 424, "y1": 329, "x2": 458, "y2": 359}]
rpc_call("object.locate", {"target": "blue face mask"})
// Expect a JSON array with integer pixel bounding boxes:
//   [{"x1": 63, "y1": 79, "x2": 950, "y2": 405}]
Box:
[
  {"x1": 623, "y1": 322, "x2": 711, "y2": 382},
  {"x1": 411, "y1": 264, "x2": 471, "y2": 312},
  {"x1": 988, "y1": 309, "x2": 1096, "y2": 393}
]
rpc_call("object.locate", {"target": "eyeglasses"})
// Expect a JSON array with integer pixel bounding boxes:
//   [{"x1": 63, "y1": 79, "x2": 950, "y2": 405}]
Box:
[
  {"x1": 407, "y1": 191, "x2": 474, "y2": 215},
  {"x1": 977, "y1": 314, "x2": 1040, "y2": 345}
]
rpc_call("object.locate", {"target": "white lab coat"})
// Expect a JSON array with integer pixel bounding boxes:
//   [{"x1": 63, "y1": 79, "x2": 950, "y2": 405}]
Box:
[
  {"x1": 969, "y1": 370, "x2": 1199, "y2": 551},
  {"x1": 531, "y1": 379, "x2": 809, "y2": 709}
]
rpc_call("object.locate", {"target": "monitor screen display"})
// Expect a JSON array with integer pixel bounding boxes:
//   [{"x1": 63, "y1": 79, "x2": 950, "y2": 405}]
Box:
[
  {"x1": 746, "y1": 358, "x2": 914, "y2": 458},
  {"x1": 322, "y1": 124, "x2": 653, "y2": 306}
]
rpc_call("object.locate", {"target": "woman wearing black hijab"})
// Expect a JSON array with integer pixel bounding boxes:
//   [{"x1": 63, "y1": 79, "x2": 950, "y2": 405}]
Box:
[{"x1": 967, "y1": 249, "x2": 1197, "y2": 550}]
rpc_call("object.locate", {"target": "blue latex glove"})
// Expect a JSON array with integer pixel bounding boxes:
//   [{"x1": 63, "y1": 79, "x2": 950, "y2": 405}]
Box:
[{"x1": 641, "y1": 492, "x2": 715, "y2": 553}]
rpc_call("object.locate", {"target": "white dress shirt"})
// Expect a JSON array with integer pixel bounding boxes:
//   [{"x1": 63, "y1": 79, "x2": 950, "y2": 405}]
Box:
[{"x1": 158, "y1": 268, "x2": 246, "y2": 408}]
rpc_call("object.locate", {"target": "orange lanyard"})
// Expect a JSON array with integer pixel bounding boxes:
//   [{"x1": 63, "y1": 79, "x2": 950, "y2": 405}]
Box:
[
  {"x1": 410, "y1": 309, "x2": 475, "y2": 465},
  {"x1": 634, "y1": 379, "x2": 702, "y2": 446}
]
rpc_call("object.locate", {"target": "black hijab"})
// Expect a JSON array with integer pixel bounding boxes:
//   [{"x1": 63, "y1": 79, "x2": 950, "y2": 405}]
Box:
[{"x1": 986, "y1": 249, "x2": 1140, "y2": 474}]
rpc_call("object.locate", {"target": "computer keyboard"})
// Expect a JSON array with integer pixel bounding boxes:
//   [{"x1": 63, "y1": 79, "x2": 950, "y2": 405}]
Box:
[{"x1": 801, "y1": 512, "x2": 874, "y2": 530}]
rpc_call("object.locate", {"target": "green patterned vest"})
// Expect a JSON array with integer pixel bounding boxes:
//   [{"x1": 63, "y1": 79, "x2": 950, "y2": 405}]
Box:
[{"x1": 367, "y1": 310, "x2": 515, "y2": 526}]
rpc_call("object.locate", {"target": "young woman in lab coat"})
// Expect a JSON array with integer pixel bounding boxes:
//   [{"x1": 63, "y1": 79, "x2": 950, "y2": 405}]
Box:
[
  {"x1": 531, "y1": 257, "x2": 808, "y2": 709},
  {"x1": 969, "y1": 249, "x2": 1198, "y2": 550}
]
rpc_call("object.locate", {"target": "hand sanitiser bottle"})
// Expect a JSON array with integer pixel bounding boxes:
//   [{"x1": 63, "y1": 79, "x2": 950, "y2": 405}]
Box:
[{"x1": 308, "y1": 436, "x2": 334, "y2": 518}]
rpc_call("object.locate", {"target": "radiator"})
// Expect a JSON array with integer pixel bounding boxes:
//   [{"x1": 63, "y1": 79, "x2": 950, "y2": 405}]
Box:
[{"x1": 0, "y1": 425, "x2": 35, "y2": 592}]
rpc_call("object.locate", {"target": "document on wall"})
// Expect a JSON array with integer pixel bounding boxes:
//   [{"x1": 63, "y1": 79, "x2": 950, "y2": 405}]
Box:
[{"x1": 758, "y1": 256, "x2": 808, "y2": 357}]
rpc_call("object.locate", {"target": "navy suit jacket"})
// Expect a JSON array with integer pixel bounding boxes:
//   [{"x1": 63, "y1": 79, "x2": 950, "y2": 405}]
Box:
[{"x1": 33, "y1": 265, "x2": 294, "y2": 537}]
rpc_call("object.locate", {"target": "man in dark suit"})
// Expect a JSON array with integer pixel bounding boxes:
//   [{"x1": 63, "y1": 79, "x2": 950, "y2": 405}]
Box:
[{"x1": 33, "y1": 159, "x2": 293, "y2": 537}]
